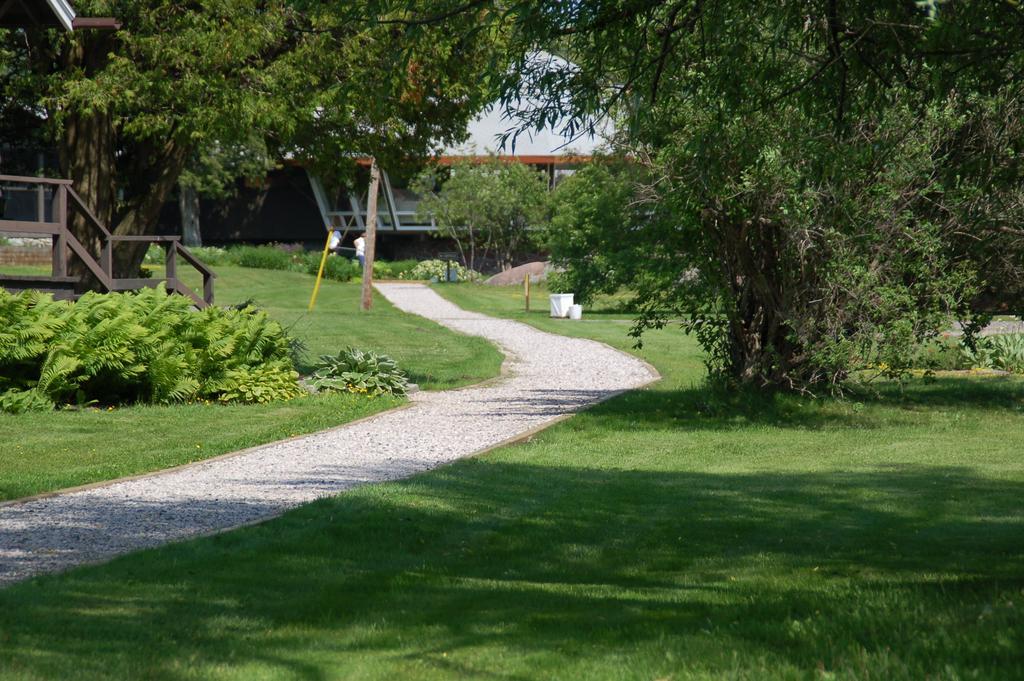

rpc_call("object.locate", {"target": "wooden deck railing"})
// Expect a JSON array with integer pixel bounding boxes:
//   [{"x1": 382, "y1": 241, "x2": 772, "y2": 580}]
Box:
[{"x1": 0, "y1": 174, "x2": 215, "y2": 306}]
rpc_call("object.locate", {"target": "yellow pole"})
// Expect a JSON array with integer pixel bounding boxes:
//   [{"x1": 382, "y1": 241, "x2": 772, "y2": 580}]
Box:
[
  {"x1": 308, "y1": 228, "x2": 333, "y2": 311},
  {"x1": 524, "y1": 273, "x2": 530, "y2": 312}
]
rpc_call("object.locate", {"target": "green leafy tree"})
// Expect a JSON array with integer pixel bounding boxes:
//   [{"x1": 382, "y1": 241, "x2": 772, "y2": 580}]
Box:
[
  {"x1": 1, "y1": 1, "x2": 501, "y2": 279},
  {"x1": 543, "y1": 157, "x2": 641, "y2": 304},
  {"x1": 387, "y1": 0, "x2": 1024, "y2": 390},
  {"x1": 413, "y1": 156, "x2": 549, "y2": 272}
]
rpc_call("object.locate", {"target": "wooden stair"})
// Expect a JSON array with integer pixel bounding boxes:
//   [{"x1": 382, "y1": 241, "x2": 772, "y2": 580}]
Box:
[
  {"x1": 0, "y1": 174, "x2": 215, "y2": 306},
  {"x1": 0, "y1": 274, "x2": 78, "y2": 300}
]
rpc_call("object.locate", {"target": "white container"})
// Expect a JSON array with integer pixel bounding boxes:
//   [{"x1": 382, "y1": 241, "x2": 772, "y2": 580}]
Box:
[
  {"x1": 549, "y1": 293, "x2": 574, "y2": 318},
  {"x1": 568, "y1": 304, "x2": 583, "y2": 320}
]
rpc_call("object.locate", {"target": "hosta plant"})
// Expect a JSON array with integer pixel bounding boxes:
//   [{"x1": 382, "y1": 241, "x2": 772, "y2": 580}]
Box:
[
  {"x1": 310, "y1": 348, "x2": 408, "y2": 396},
  {"x1": 962, "y1": 333, "x2": 1024, "y2": 374}
]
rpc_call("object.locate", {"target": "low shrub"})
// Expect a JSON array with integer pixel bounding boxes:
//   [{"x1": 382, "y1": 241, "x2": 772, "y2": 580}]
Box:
[
  {"x1": 400, "y1": 259, "x2": 482, "y2": 283},
  {"x1": 145, "y1": 243, "x2": 417, "y2": 284},
  {"x1": 962, "y1": 333, "x2": 1024, "y2": 374},
  {"x1": 387, "y1": 259, "x2": 420, "y2": 279},
  {"x1": 304, "y1": 253, "x2": 360, "y2": 282},
  {"x1": 372, "y1": 260, "x2": 393, "y2": 279},
  {"x1": 186, "y1": 246, "x2": 233, "y2": 266},
  {"x1": 0, "y1": 288, "x2": 304, "y2": 412},
  {"x1": 233, "y1": 245, "x2": 295, "y2": 271},
  {"x1": 310, "y1": 348, "x2": 408, "y2": 396},
  {"x1": 912, "y1": 338, "x2": 971, "y2": 372}
]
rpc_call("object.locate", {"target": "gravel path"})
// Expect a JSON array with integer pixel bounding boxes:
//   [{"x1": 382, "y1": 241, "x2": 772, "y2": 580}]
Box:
[{"x1": 0, "y1": 283, "x2": 658, "y2": 586}]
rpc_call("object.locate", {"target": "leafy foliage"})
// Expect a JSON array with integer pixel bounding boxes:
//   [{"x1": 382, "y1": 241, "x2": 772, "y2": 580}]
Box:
[
  {"x1": 399, "y1": 259, "x2": 482, "y2": 283},
  {"x1": 471, "y1": 0, "x2": 1024, "y2": 392},
  {"x1": 1, "y1": 1, "x2": 503, "y2": 277},
  {"x1": 310, "y1": 348, "x2": 409, "y2": 396},
  {"x1": 0, "y1": 289, "x2": 303, "y2": 412},
  {"x1": 413, "y1": 156, "x2": 549, "y2": 272},
  {"x1": 962, "y1": 334, "x2": 1024, "y2": 375},
  {"x1": 543, "y1": 159, "x2": 642, "y2": 305},
  {"x1": 146, "y1": 244, "x2": 417, "y2": 283}
]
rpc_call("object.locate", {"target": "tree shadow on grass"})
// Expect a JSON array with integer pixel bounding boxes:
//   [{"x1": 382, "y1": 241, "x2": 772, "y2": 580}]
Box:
[
  {"x1": 584, "y1": 374, "x2": 1024, "y2": 432},
  {"x1": 1, "y1": 461, "x2": 1022, "y2": 679}
]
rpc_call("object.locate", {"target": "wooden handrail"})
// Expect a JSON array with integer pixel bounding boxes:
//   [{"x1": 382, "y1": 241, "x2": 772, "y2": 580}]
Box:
[
  {"x1": 174, "y1": 243, "x2": 215, "y2": 278},
  {"x1": 66, "y1": 187, "x2": 112, "y2": 238},
  {"x1": 0, "y1": 174, "x2": 73, "y2": 186},
  {"x1": 63, "y1": 230, "x2": 114, "y2": 290},
  {"x1": 1, "y1": 176, "x2": 215, "y2": 308},
  {"x1": 172, "y1": 242, "x2": 216, "y2": 306}
]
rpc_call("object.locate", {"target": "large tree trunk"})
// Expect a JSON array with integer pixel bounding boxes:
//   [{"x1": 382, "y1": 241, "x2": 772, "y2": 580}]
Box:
[
  {"x1": 58, "y1": 34, "x2": 191, "y2": 287},
  {"x1": 179, "y1": 184, "x2": 202, "y2": 247},
  {"x1": 711, "y1": 211, "x2": 809, "y2": 390},
  {"x1": 59, "y1": 35, "x2": 117, "y2": 290}
]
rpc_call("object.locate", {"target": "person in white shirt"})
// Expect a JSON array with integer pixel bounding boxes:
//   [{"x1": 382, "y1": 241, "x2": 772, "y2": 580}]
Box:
[{"x1": 354, "y1": 232, "x2": 366, "y2": 268}]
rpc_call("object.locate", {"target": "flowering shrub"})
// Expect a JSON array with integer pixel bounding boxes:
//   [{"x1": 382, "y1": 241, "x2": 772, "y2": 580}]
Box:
[{"x1": 399, "y1": 259, "x2": 481, "y2": 283}]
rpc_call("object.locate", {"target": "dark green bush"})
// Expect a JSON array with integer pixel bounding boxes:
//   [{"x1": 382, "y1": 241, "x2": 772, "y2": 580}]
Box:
[
  {"x1": 233, "y1": 245, "x2": 296, "y2": 271},
  {"x1": 304, "y1": 253, "x2": 360, "y2": 282},
  {"x1": 911, "y1": 338, "x2": 971, "y2": 372},
  {"x1": 147, "y1": 243, "x2": 409, "y2": 283},
  {"x1": 0, "y1": 288, "x2": 304, "y2": 412}
]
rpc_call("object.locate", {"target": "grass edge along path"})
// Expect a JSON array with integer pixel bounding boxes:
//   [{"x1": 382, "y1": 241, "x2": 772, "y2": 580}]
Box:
[
  {"x1": 0, "y1": 269, "x2": 503, "y2": 502},
  {"x1": 0, "y1": 283, "x2": 1022, "y2": 679}
]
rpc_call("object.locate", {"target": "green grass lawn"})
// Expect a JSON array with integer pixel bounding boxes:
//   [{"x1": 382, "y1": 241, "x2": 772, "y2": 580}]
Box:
[
  {"x1": 0, "y1": 268, "x2": 502, "y2": 501},
  {"x1": 1, "y1": 283, "x2": 1021, "y2": 679}
]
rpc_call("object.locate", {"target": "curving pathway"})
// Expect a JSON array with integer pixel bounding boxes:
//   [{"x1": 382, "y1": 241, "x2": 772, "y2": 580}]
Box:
[{"x1": 0, "y1": 283, "x2": 658, "y2": 586}]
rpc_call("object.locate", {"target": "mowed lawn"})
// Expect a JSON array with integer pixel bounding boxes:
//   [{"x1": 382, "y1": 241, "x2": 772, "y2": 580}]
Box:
[
  {"x1": 0, "y1": 268, "x2": 502, "y2": 501},
  {"x1": 0, "y1": 283, "x2": 1021, "y2": 679}
]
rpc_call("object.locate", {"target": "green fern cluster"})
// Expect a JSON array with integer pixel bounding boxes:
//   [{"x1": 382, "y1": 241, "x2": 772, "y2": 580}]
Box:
[{"x1": 0, "y1": 288, "x2": 304, "y2": 412}]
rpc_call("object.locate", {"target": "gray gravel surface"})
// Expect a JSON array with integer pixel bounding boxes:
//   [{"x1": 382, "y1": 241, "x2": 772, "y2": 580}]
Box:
[
  {"x1": 948, "y1": 320, "x2": 1024, "y2": 336},
  {"x1": 0, "y1": 283, "x2": 658, "y2": 586}
]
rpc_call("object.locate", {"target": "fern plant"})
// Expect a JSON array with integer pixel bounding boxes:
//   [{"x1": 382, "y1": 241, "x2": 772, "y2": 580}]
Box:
[
  {"x1": 0, "y1": 288, "x2": 305, "y2": 412},
  {"x1": 310, "y1": 348, "x2": 409, "y2": 396}
]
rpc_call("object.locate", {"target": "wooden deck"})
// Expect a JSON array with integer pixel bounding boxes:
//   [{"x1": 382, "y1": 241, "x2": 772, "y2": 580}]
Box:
[{"x1": 0, "y1": 174, "x2": 215, "y2": 306}]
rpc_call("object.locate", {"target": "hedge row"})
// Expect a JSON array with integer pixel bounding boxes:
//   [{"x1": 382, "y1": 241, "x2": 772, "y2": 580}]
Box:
[{"x1": 148, "y1": 244, "x2": 419, "y2": 282}]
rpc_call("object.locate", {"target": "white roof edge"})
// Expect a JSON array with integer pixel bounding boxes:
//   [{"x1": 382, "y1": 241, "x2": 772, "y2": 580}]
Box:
[{"x1": 47, "y1": 0, "x2": 76, "y2": 31}]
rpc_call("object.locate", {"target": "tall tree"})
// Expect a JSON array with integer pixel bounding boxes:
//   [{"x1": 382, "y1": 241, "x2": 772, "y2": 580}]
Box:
[
  {"x1": 1, "y1": 1, "x2": 501, "y2": 278},
  {"x1": 388, "y1": 0, "x2": 1024, "y2": 390},
  {"x1": 413, "y1": 156, "x2": 549, "y2": 272}
]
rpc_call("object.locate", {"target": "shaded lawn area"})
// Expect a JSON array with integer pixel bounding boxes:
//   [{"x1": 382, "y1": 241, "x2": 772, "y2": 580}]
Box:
[
  {"x1": 1, "y1": 284, "x2": 1022, "y2": 678},
  {"x1": 0, "y1": 269, "x2": 501, "y2": 501}
]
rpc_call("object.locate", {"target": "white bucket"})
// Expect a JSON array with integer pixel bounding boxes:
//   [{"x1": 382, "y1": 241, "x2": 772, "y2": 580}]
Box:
[
  {"x1": 549, "y1": 293, "x2": 574, "y2": 318},
  {"x1": 568, "y1": 304, "x2": 583, "y2": 320}
]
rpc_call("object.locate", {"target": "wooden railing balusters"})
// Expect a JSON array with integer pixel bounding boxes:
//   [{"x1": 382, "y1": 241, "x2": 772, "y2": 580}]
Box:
[{"x1": 1, "y1": 175, "x2": 214, "y2": 307}]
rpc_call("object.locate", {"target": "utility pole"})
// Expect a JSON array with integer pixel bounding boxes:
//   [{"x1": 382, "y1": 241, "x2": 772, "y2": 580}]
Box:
[{"x1": 361, "y1": 158, "x2": 380, "y2": 311}]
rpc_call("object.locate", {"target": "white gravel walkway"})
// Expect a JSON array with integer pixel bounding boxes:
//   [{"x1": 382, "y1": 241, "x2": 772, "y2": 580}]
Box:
[{"x1": 0, "y1": 283, "x2": 658, "y2": 586}]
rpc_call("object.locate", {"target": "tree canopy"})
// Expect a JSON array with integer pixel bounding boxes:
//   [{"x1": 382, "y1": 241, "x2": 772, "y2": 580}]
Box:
[
  {"x1": 413, "y1": 156, "x2": 549, "y2": 272},
  {"x1": 1, "y1": 1, "x2": 504, "y2": 274},
  {"x1": 389, "y1": 0, "x2": 1024, "y2": 390}
]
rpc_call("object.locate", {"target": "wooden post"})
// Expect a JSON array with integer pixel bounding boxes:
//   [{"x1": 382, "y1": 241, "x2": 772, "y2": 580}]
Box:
[
  {"x1": 164, "y1": 242, "x2": 178, "y2": 295},
  {"x1": 360, "y1": 158, "x2": 381, "y2": 312},
  {"x1": 524, "y1": 273, "x2": 530, "y2": 312},
  {"x1": 52, "y1": 185, "x2": 67, "y2": 277}
]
